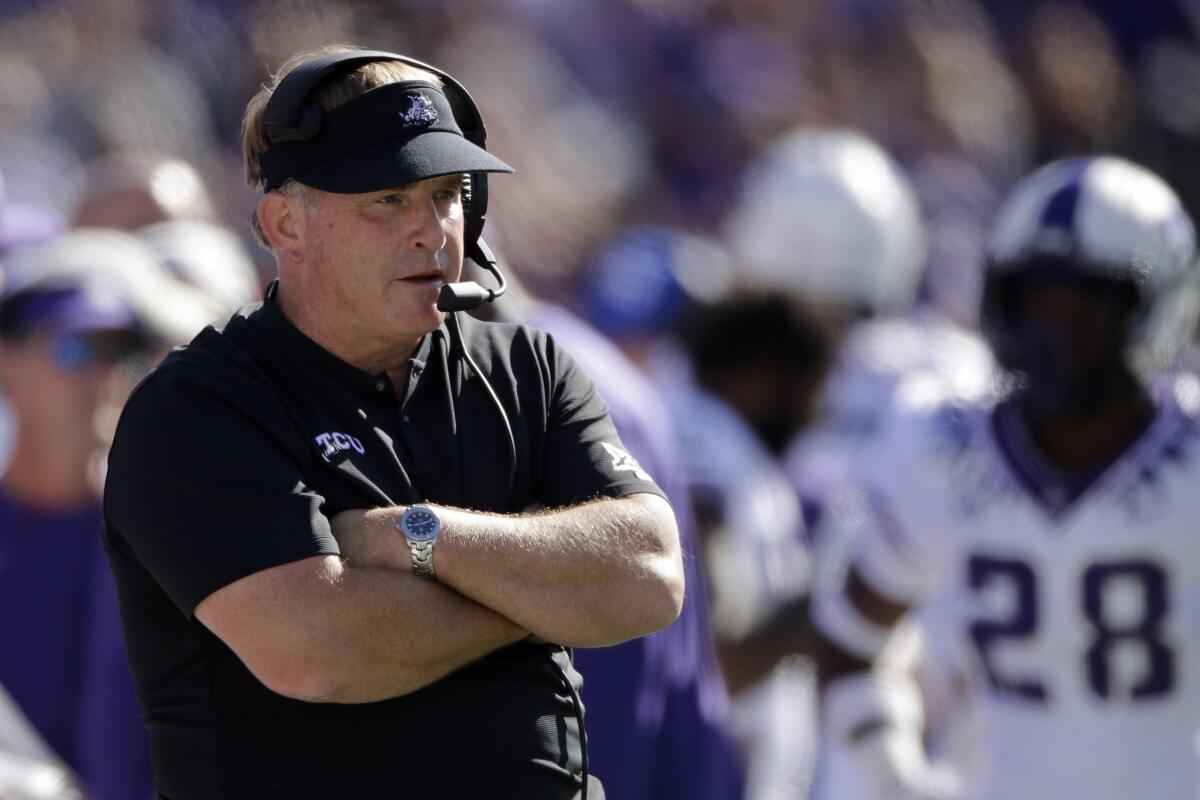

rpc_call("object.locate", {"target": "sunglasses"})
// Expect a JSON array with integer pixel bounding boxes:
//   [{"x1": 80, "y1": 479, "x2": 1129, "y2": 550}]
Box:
[{"x1": 47, "y1": 331, "x2": 148, "y2": 372}]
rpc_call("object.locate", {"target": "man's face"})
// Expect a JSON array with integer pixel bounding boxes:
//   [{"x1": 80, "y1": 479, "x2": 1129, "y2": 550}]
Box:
[
  {"x1": 993, "y1": 274, "x2": 1138, "y2": 417},
  {"x1": 0, "y1": 329, "x2": 143, "y2": 452},
  {"x1": 289, "y1": 174, "x2": 466, "y2": 362}
]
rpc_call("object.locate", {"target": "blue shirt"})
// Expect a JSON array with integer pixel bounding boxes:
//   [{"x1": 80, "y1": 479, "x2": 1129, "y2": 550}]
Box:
[{"x1": 0, "y1": 486, "x2": 152, "y2": 800}]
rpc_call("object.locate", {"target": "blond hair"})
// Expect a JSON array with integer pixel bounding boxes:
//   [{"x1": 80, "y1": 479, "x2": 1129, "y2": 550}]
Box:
[{"x1": 241, "y1": 44, "x2": 442, "y2": 249}]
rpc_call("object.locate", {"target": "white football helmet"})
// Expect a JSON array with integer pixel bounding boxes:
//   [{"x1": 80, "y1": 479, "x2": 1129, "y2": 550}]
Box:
[
  {"x1": 725, "y1": 129, "x2": 925, "y2": 314},
  {"x1": 983, "y1": 156, "x2": 1199, "y2": 376}
]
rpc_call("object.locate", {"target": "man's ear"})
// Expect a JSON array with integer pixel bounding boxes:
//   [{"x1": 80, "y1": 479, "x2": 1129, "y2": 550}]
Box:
[{"x1": 257, "y1": 192, "x2": 306, "y2": 264}]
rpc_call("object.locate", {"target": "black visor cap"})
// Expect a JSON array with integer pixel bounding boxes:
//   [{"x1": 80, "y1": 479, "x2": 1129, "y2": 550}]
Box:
[
  {"x1": 259, "y1": 81, "x2": 513, "y2": 193},
  {"x1": 294, "y1": 129, "x2": 512, "y2": 193}
]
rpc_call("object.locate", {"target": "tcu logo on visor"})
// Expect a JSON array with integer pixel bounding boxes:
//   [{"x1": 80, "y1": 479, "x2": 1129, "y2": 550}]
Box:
[
  {"x1": 315, "y1": 431, "x2": 365, "y2": 458},
  {"x1": 400, "y1": 93, "x2": 438, "y2": 128}
]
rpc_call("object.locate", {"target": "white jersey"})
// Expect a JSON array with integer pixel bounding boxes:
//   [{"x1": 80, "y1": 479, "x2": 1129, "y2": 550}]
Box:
[
  {"x1": 853, "y1": 373, "x2": 1200, "y2": 800},
  {"x1": 786, "y1": 312, "x2": 994, "y2": 536}
]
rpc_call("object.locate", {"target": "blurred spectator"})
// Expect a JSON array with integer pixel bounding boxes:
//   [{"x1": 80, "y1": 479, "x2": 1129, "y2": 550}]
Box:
[
  {"x1": 0, "y1": 0, "x2": 1194, "y2": 316},
  {"x1": 0, "y1": 273, "x2": 155, "y2": 800},
  {"x1": 138, "y1": 220, "x2": 264, "y2": 316},
  {"x1": 72, "y1": 152, "x2": 217, "y2": 231},
  {"x1": 0, "y1": 166, "x2": 67, "y2": 478},
  {"x1": 4, "y1": 228, "x2": 222, "y2": 351},
  {"x1": 0, "y1": 171, "x2": 62, "y2": 259},
  {"x1": 46, "y1": 34, "x2": 215, "y2": 166},
  {"x1": 578, "y1": 224, "x2": 732, "y2": 367},
  {"x1": 1023, "y1": 3, "x2": 1135, "y2": 161}
]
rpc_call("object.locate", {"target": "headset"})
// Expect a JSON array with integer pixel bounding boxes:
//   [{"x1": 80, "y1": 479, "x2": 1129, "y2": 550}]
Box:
[{"x1": 261, "y1": 49, "x2": 507, "y2": 313}]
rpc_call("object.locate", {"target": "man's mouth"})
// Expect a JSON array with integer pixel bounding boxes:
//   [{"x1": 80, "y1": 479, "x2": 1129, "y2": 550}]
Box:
[{"x1": 399, "y1": 270, "x2": 444, "y2": 286}]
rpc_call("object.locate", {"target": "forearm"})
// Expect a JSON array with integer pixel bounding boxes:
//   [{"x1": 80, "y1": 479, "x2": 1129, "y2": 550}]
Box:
[
  {"x1": 313, "y1": 563, "x2": 527, "y2": 702},
  {"x1": 198, "y1": 556, "x2": 526, "y2": 704},
  {"x1": 441, "y1": 494, "x2": 683, "y2": 645},
  {"x1": 346, "y1": 494, "x2": 684, "y2": 646}
]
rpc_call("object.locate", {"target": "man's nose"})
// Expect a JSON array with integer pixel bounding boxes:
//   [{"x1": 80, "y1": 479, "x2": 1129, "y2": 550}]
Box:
[{"x1": 409, "y1": 196, "x2": 449, "y2": 253}]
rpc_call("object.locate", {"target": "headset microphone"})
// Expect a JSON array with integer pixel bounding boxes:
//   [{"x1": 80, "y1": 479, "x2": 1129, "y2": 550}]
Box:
[{"x1": 437, "y1": 238, "x2": 508, "y2": 312}]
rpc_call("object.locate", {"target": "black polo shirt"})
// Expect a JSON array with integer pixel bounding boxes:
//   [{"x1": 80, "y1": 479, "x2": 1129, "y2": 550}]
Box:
[{"x1": 102, "y1": 286, "x2": 664, "y2": 800}]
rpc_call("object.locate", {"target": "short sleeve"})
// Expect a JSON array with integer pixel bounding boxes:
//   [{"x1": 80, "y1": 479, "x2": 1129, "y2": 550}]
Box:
[
  {"x1": 103, "y1": 363, "x2": 340, "y2": 617},
  {"x1": 536, "y1": 334, "x2": 667, "y2": 508}
]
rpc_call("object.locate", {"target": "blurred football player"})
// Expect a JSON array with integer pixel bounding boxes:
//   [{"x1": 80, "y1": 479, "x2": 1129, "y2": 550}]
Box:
[
  {"x1": 578, "y1": 226, "x2": 822, "y2": 800},
  {"x1": 726, "y1": 128, "x2": 994, "y2": 550},
  {"x1": 665, "y1": 292, "x2": 828, "y2": 800},
  {"x1": 0, "y1": 272, "x2": 156, "y2": 800},
  {"x1": 812, "y1": 156, "x2": 1200, "y2": 799},
  {"x1": 726, "y1": 128, "x2": 990, "y2": 799}
]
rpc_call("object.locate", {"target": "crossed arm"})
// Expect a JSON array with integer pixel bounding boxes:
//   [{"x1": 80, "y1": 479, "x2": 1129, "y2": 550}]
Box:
[{"x1": 195, "y1": 493, "x2": 684, "y2": 704}]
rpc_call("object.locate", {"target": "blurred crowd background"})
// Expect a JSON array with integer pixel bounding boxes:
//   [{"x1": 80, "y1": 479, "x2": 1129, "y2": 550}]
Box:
[
  {"x1": 0, "y1": 0, "x2": 1197, "y2": 312},
  {"x1": 1, "y1": 0, "x2": 1199, "y2": 799}
]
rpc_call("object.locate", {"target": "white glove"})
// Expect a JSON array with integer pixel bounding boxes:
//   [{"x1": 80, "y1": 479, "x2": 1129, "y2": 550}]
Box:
[
  {"x1": 850, "y1": 724, "x2": 961, "y2": 800},
  {"x1": 825, "y1": 672, "x2": 962, "y2": 800}
]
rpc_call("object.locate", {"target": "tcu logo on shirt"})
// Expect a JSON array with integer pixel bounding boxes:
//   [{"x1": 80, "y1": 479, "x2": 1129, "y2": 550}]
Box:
[{"x1": 315, "y1": 432, "x2": 365, "y2": 459}]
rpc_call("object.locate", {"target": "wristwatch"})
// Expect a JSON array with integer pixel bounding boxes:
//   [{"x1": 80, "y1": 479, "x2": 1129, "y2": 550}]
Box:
[{"x1": 398, "y1": 504, "x2": 442, "y2": 580}]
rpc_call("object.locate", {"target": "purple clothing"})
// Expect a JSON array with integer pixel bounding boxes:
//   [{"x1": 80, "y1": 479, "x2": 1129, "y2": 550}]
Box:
[
  {"x1": 529, "y1": 303, "x2": 743, "y2": 800},
  {"x1": 0, "y1": 486, "x2": 152, "y2": 800}
]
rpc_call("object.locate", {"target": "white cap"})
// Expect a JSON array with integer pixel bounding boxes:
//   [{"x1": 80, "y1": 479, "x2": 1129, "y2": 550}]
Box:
[
  {"x1": 138, "y1": 220, "x2": 261, "y2": 316},
  {"x1": 4, "y1": 228, "x2": 219, "y2": 345}
]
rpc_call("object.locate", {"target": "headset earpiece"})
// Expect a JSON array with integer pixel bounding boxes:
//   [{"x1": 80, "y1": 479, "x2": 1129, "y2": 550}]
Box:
[{"x1": 264, "y1": 103, "x2": 323, "y2": 144}]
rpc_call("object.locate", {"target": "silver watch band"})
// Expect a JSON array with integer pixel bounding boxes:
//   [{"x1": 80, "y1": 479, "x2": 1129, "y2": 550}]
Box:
[{"x1": 410, "y1": 539, "x2": 437, "y2": 580}]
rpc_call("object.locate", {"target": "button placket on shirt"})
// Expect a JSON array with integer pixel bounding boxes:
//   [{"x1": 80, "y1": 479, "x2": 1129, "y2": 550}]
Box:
[{"x1": 401, "y1": 361, "x2": 424, "y2": 425}]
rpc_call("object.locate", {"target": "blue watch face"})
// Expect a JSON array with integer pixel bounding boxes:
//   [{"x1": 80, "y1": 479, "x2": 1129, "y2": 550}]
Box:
[{"x1": 404, "y1": 508, "x2": 440, "y2": 542}]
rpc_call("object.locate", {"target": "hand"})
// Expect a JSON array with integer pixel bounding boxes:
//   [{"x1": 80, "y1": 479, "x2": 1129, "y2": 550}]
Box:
[
  {"x1": 854, "y1": 731, "x2": 962, "y2": 800},
  {"x1": 330, "y1": 507, "x2": 410, "y2": 570},
  {"x1": 878, "y1": 767, "x2": 961, "y2": 800}
]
